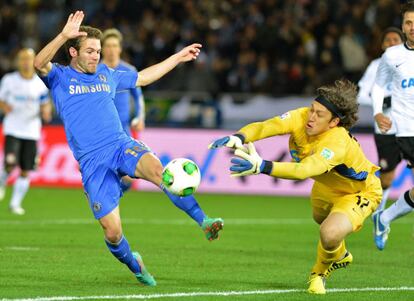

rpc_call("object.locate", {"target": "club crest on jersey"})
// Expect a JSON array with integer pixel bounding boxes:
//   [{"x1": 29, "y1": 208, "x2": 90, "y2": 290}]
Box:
[
  {"x1": 279, "y1": 112, "x2": 290, "y2": 120},
  {"x1": 99, "y1": 74, "x2": 107, "y2": 82},
  {"x1": 321, "y1": 148, "x2": 334, "y2": 160},
  {"x1": 93, "y1": 202, "x2": 102, "y2": 212}
]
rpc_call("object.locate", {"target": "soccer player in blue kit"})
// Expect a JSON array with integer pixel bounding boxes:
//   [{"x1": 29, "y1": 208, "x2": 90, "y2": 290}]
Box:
[
  {"x1": 101, "y1": 28, "x2": 145, "y2": 137},
  {"x1": 34, "y1": 11, "x2": 223, "y2": 286},
  {"x1": 101, "y1": 28, "x2": 145, "y2": 192}
]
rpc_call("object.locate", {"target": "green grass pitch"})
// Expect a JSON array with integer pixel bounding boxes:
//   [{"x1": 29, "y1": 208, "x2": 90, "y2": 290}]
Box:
[{"x1": 1, "y1": 187, "x2": 414, "y2": 300}]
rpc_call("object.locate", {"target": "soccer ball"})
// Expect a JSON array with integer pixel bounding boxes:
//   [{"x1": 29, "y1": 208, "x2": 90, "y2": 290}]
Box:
[{"x1": 162, "y1": 158, "x2": 201, "y2": 196}]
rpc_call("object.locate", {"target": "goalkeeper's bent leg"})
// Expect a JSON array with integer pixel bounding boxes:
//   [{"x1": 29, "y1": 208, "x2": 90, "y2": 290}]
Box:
[{"x1": 311, "y1": 240, "x2": 346, "y2": 276}]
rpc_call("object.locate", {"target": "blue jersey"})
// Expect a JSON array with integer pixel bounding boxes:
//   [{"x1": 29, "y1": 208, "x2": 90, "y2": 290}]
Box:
[
  {"x1": 105, "y1": 60, "x2": 143, "y2": 134},
  {"x1": 40, "y1": 63, "x2": 138, "y2": 161}
]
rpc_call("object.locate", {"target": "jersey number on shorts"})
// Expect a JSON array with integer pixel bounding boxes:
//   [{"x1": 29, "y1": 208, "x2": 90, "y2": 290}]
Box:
[{"x1": 356, "y1": 195, "x2": 370, "y2": 208}]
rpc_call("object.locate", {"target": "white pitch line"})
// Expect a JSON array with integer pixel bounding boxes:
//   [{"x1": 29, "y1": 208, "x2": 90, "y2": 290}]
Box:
[
  {"x1": 1, "y1": 287, "x2": 414, "y2": 301},
  {"x1": 2, "y1": 246, "x2": 40, "y2": 251}
]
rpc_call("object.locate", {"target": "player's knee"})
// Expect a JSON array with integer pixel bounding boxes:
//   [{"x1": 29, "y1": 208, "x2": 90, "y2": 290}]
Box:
[
  {"x1": 104, "y1": 230, "x2": 123, "y2": 244},
  {"x1": 380, "y1": 173, "x2": 394, "y2": 189},
  {"x1": 5, "y1": 153, "x2": 17, "y2": 169},
  {"x1": 20, "y1": 170, "x2": 29, "y2": 178},
  {"x1": 312, "y1": 212, "x2": 326, "y2": 225},
  {"x1": 4, "y1": 165, "x2": 14, "y2": 173},
  {"x1": 136, "y1": 154, "x2": 163, "y2": 185},
  {"x1": 320, "y1": 225, "x2": 342, "y2": 249},
  {"x1": 4, "y1": 161, "x2": 16, "y2": 173},
  {"x1": 100, "y1": 220, "x2": 123, "y2": 243}
]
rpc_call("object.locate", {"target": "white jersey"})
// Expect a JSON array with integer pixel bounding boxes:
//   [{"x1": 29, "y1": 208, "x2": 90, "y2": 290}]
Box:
[
  {"x1": 373, "y1": 43, "x2": 414, "y2": 137},
  {"x1": 357, "y1": 58, "x2": 396, "y2": 135},
  {"x1": 0, "y1": 71, "x2": 49, "y2": 140}
]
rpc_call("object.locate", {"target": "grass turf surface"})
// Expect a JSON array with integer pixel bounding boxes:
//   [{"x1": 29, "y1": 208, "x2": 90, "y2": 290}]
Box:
[{"x1": 0, "y1": 187, "x2": 414, "y2": 300}]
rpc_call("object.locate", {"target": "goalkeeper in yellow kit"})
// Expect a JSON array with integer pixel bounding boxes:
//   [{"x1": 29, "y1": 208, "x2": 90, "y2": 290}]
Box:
[{"x1": 209, "y1": 79, "x2": 382, "y2": 294}]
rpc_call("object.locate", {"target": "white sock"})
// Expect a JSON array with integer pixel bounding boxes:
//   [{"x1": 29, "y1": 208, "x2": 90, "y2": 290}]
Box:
[
  {"x1": 10, "y1": 177, "x2": 30, "y2": 209},
  {"x1": 381, "y1": 190, "x2": 414, "y2": 226},
  {"x1": 0, "y1": 169, "x2": 9, "y2": 187},
  {"x1": 376, "y1": 187, "x2": 391, "y2": 212}
]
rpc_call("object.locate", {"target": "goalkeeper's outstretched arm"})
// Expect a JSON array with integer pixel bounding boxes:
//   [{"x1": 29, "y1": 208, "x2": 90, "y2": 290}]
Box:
[
  {"x1": 209, "y1": 108, "x2": 303, "y2": 150},
  {"x1": 231, "y1": 143, "x2": 331, "y2": 179},
  {"x1": 238, "y1": 112, "x2": 296, "y2": 143},
  {"x1": 267, "y1": 155, "x2": 330, "y2": 180}
]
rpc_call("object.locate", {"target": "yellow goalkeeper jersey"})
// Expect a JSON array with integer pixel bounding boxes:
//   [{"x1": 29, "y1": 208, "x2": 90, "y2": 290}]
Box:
[{"x1": 239, "y1": 107, "x2": 380, "y2": 195}]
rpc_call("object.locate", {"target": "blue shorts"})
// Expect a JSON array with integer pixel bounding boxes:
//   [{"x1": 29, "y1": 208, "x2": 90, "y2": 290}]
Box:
[{"x1": 80, "y1": 138, "x2": 151, "y2": 219}]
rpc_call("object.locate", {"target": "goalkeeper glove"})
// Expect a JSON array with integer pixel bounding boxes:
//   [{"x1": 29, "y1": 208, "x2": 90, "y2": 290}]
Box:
[
  {"x1": 208, "y1": 133, "x2": 246, "y2": 150},
  {"x1": 230, "y1": 142, "x2": 273, "y2": 177}
]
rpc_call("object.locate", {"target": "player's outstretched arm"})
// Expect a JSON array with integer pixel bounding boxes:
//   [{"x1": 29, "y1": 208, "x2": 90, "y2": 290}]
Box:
[
  {"x1": 136, "y1": 43, "x2": 201, "y2": 86},
  {"x1": 34, "y1": 11, "x2": 87, "y2": 76},
  {"x1": 210, "y1": 111, "x2": 298, "y2": 150},
  {"x1": 230, "y1": 142, "x2": 329, "y2": 179},
  {"x1": 130, "y1": 89, "x2": 145, "y2": 132}
]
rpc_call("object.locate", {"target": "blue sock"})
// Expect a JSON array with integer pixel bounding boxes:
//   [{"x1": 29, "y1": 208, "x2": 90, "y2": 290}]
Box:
[
  {"x1": 120, "y1": 180, "x2": 132, "y2": 193},
  {"x1": 162, "y1": 186, "x2": 206, "y2": 225},
  {"x1": 105, "y1": 236, "x2": 141, "y2": 274}
]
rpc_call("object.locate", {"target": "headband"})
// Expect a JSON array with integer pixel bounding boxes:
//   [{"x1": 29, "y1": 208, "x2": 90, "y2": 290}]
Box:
[{"x1": 315, "y1": 95, "x2": 345, "y2": 120}]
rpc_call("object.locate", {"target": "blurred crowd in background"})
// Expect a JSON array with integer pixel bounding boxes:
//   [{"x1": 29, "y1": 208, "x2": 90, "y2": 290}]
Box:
[{"x1": 0, "y1": 0, "x2": 405, "y2": 96}]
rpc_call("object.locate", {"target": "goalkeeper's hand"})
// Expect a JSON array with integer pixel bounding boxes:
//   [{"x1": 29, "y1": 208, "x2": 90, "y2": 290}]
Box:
[
  {"x1": 208, "y1": 134, "x2": 245, "y2": 150},
  {"x1": 230, "y1": 142, "x2": 272, "y2": 177}
]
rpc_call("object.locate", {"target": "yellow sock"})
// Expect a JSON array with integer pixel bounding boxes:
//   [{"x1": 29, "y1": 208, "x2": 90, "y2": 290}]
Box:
[{"x1": 311, "y1": 240, "x2": 346, "y2": 275}]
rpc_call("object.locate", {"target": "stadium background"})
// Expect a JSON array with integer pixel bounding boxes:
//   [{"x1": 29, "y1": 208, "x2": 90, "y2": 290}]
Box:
[{"x1": 0, "y1": 0, "x2": 411, "y2": 196}]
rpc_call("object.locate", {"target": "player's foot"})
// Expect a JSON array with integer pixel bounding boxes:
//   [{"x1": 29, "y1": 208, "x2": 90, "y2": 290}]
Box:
[
  {"x1": 325, "y1": 251, "x2": 353, "y2": 278},
  {"x1": 201, "y1": 217, "x2": 224, "y2": 241},
  {"x1": 0, "y1": 185, "x2": 5, "y2": 201},
  {"x1": 307, "y1": 273, "x2": 326, "y2": 294},
  {"x1": 372, "y1": 210, "x2": 390, "y2": 250},
  {"x1": 132, "y1": 252, "x2": 156, "y2": 286},
  {"x1": 10, "y1": 206, "x2": 25, "y2": 215}
]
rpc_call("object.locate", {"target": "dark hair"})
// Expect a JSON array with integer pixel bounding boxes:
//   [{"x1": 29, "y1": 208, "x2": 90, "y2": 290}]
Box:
[
  {"x1": 382, "y1": 27, "x2": 405, "y2": 43},
  {"x1": 401, "y1": 2, "x2": 414, "y2": 19},
  {"x1": 65, "y1": 26, "x2": 103, "y2": 58},
  {"x1": 316, "y1": 79, "x2": 359, "y2": 130}
]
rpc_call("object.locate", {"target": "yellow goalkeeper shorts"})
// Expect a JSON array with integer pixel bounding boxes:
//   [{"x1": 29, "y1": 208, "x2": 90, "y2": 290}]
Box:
[{"x1": 311, "y1": 175, "x2": 382, "y2": 232}]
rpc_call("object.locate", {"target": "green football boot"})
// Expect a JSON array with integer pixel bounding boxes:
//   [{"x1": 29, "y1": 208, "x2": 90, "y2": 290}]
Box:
[
  {"x1": 201, "y1": 217, "x2": 224, "y2": 241},
  {"x1": 132, "y1": 251, "x2": 156, "y2": 286}
]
